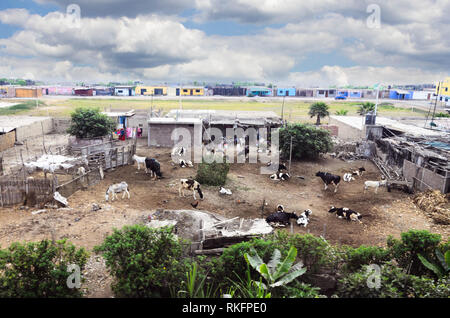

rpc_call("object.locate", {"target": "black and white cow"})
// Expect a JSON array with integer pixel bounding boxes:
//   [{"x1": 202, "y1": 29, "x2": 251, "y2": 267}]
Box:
[
  {"x1": 352, "y1": 167, "x2": 366, "y2": 177},
  {"x1": 328, "y1": 206, "x2": 362, "y2": 223},
  {"x1": 296, "y1": 209, "x2": 312, "y2": 227},
  {"x1": 179, "y1": 179, "x2": 204, "y2": 200},
  {"x1": 179, "y1": 159, "x2": 194, "y2": 168},
  {"x1": 145, "y1": 158, "x2": 162, "y2": 180},
  {"x1": 266, "y1": 211, "x2": 299, "y2": 226},
  {"x1": 270, "y1": 172, "x2": 290, "y2": 181},
  {"x1": 316, "y1": 171, "x2": 341, "y2": 193}
]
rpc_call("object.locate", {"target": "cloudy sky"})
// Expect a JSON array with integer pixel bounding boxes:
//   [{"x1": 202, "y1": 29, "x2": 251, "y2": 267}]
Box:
[{"x1": 0, "y1": 0, "x2": 448, "y2": 86}]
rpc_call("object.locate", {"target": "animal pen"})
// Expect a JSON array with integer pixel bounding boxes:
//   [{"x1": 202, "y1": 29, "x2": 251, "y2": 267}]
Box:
[{"x1": 0, "y1": 137, "x2": 137, "y2": 207}]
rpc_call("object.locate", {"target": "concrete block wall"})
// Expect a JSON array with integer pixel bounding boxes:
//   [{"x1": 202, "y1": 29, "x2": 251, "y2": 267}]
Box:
[
  {"x1": 53, "y1": 118, "x2": 72, "y2": 134},
  {"x1": 148, "y1": 123, "x2": 202, "y2": 149},
  {"x1": 0, "y1": 131, "x2": 16, "y2": 152},
  {"x1": 329, "y1": 117, "x2": 363, "y2": 140},
  {"x1": 403, "y1": 159, "x2": 448, "y2": 193},
  {"x1": 15, "y1": 118, "x2": 53, "y2": 141}
]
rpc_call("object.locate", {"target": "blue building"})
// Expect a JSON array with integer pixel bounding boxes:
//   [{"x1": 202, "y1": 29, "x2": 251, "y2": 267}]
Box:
[
  {"x1": 246, "y1": 87, "x2": 272, "y2": 97},
  {"x1": 276, "y1": 88, "x2": 296, "y2": 96},
  {"x1": 348, "y1": 90, "x2": 362, "y2": 98},
  {"x1": 389, "y1": 89, "x2": 413, "y2": 100}
]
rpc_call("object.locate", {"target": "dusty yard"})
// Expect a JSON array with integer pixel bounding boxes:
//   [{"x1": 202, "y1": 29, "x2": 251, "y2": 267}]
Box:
[{"x1": 0, "y1": 145, "x2": 448, "y2": 297}]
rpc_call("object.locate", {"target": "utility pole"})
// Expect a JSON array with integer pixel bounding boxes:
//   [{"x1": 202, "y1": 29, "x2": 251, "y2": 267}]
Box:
[{"x1": 281, "y1": 95, "x2": 285, "y2": 123}]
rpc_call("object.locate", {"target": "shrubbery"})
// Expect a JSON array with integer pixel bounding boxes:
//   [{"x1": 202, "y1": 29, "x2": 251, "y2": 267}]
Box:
[
  {"x1": 387, "y1": 229, "x2": 442, "y2": 276},
  {"x1": 0, "y1": 239, "x2": 88, "y2": 298},
  {"x1": 94, "y1": 225, "x2": 190, "y2": 297},
  {"x1": 195, "y1": 161, "x2": 230, "y2": 186},
  {"x1": 279, "y1": 124, "x2": 333, "y2": 160},
  {"x1": 336, "y1": 262, "x2": 450, "y2": 298},
  {"x1": 342, "y1": 245, "x2": 392, "y2": 272}
]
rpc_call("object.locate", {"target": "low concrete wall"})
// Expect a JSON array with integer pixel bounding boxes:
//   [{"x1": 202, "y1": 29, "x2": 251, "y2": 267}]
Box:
[
  {"x1": 15, "y1": 118, "x2": 53, "y2": 141},
  {"x1": 127, "y1": 115, "x2": 149, "y2": 137},
  {"x1": 0, "y1": 130, "x2": 16, "y2": 152},
  {"x1": 329, "y1": 117, "x2": 363, "y2": 140},
  {"x1": 403, "y1": 159, "x2": 449, "y2": 193},
  {"x1": 148, "y1": 123, "x2": 202, "y2": 148},
  {"x1": 53, "y1": 118, "x2": 71, "y2": 134}
]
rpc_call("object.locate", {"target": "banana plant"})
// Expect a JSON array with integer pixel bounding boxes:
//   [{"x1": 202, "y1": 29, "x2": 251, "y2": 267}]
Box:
[
  {"x1": 418, "y1": 249, "x2": 450, "y2": 279},
  {"x1": 244, "y1": 246, "x2": 306, "y2": 290}
]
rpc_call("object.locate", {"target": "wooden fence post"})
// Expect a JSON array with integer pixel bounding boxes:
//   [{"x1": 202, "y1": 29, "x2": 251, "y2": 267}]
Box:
[{"x1": 0, "y1": 185, "x2": 3, "y2": 207}]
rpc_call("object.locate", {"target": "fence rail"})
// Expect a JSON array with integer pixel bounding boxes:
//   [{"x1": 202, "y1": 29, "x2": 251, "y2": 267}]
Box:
[{"x1": 0, "y1": 178, "x2": 53, "y2": 207}]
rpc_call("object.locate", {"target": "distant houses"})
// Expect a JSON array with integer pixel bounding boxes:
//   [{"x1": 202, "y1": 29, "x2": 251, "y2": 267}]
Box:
[{"x1": 0, "y1": 81, "x2": 441, "y2": 101}]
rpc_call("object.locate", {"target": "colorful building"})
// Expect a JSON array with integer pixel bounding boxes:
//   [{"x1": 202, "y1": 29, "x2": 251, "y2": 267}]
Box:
[
  {"x1": 178, "y1": 87, "x2": 205, "y2": 96},
  {"x1": 135, "y1": 86, "x2": 167, "y2": 96},
  {"x1": 436, "y1": 77, "x2": 450, "y2": 98},
  {"x1": 276, "y1": 88, "x2": 296, "y2": 96},
  {"x1": 389, "y1": 89, "x2": 413, "y2": 100},
  {"x1": 246, "y1": 87, "x2": 272, "y2": 97},
  {"x1": 42, "y1": 86, "x2": 74, "y2": 95},
  {"x1": 15, "y1": 87, "x2": 43, "y2": 98}
]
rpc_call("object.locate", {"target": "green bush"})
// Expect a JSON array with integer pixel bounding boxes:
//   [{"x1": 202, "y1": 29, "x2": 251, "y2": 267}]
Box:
[
  {"x1": 435, "y1": 112, "x2": 450, "y2": 118},
  {"x1": 276, "y1": 281, "x2": 324, "y2": 298},
  {"x1": 279, "y1": 123, "x2": 333, "y2": 160},
  {"x1": 0, "y1": 239, "x2": 88, "y2": 298},
  {"x1": 274, "y1": 232, "x2": 339, "y2": 273},
  {"x1": 337, "y1": 262, "x2": 450, "y2": 298},
  {"x1": 335, "y1": 109, "x2": 348, "y2": 116},
  {"x1": 343, "y1": 245, "x2": 392, "y2": 272},
  {"x1": 387, "y1": 230, "x2": 442, "y2": 276},
  {"x1": 67, "y1": 107, "x2": 116, "y2": 139},
  {"x1": 94, "y1": 225, "x2": 189, "y2": 297},
  {"x1": 211, "y1": 238, "x2": 285, "y2": 286},
  {"x1": 196, "y1": 161, "x2": 230, "y2": 186}
]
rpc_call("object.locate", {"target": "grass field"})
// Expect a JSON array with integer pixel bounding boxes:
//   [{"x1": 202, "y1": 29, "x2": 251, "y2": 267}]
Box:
[{"x1": 0, "y1": 97, "x2": 428, "y2": 123}]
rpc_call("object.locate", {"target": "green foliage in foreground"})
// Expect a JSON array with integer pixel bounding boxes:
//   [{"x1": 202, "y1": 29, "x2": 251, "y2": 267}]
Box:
[{"x1": 0, "y1": 240, "x2": 88, "y2": 298}]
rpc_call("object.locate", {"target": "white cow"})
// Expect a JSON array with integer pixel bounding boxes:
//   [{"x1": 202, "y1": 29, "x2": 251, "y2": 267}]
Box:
[{"x1": 364, "y1": 180, "x2": 387, "y2": 193}]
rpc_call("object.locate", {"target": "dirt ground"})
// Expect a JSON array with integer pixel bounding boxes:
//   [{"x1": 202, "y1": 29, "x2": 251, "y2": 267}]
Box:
[{"x1": 0, "y1": 142, "x2": 448, "y2": 297}]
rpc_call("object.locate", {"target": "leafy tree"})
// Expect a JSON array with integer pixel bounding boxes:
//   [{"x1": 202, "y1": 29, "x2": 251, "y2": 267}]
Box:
[
  {"x1": 67, "y1": 107, "x2": 116, "y2": 139},
  {"x1": 244, "y1": 246, "x2": 307, "y2": 291},
  {"x1": 279, "y1": 123, "x2": 333, "y2": 160},
  {"x1": 0, "y1": 239, "x2": 88, "y2": 298},
  {"x1": 308, "y1": 102, "x2": 330, "y2": 125},
  {"x1": 357, "y1": 102, "x2": 375, "y2": 116}
]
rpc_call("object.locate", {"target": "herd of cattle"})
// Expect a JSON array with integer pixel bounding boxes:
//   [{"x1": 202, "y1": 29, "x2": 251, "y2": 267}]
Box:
[{"x1": 103, "y1": 147, "x2": 383, "y2": 229}]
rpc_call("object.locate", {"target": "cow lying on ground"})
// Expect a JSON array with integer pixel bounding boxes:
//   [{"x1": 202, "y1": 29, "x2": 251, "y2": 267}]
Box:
[
  {"x1": 270, "y1": 172, "x2": 290, "y2": 181},
  {"x1": 179, "y1": 179, "x2": 204, "y2": 200},
  {"x1": 265, "y1": 211, "x2": 298, "y2": 226},
  {"x1": 296, "y1": 209, "x2": 312, "y2": 227},
  {"x1": 132, "y1": 154, "x2": 147, "y2": 171},
  {"x1": 364, "y1": 180, "x2": 387, "y2": 194},
  {"x1": 343, "y1": 173, "x2": 355, "y2": 182},
  {"x1": 145, "y1": 158, "x2": 162, "y2": 180},
  {"x1": 316, "y1": 171, "x2": 341, "y2": 193},
  {"x1": 267, "y1": 162, "x2": 287, "y2": 171},
  {"x1": 179, "y1": 159, "x2": 193, "y2": 168},
  {"x1": 105, "y1": 181, "x2": 130, "y2": 202},
  {"x1": 328, "y1": 206, "x2": 362, "y2": 223}
]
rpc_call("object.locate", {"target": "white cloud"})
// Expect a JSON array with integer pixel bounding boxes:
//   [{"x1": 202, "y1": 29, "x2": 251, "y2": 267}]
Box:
[{"x1": 0, "y1": 4, "x2": 448, "y2": 85}]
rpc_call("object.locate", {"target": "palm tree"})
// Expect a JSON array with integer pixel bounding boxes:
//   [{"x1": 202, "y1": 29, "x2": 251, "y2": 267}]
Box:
[
  {"x1": 357, "y1": 102, "x2": 375, "y2": 116},
  {"x1": 308, "y1": 102, "x2": 329, "y2": 125}
]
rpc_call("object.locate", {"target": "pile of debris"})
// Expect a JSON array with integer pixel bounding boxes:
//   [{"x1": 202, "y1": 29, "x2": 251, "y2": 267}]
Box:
[
  {"x1": 330, "y1": 139, "x2": 372, "y2": 161},
  {"x1": 147, "y1": 209, "x2": 273, "y2": 254},
  {"x1": 413, "y1": 190, "x2": 450, "y2": 225}
]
